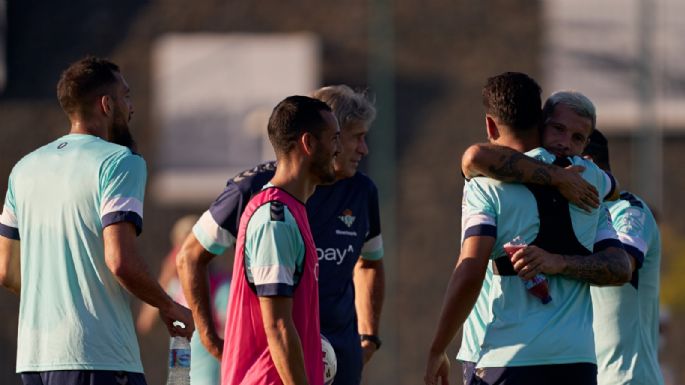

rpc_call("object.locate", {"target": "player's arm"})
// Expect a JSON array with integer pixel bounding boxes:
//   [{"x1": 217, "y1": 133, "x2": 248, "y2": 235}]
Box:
[
  {"x1": 510, "y1": 206, "x2": 632, "y2": 285},
  {"x1": 104, "y1": 222, "x2": 194, "y2": 338},
  {"x1": 0, "y1": 236, "x2": 20, "y2": 294},
  {"x1": 248, "y1": 202, "x2": 308, "y2": 384},
  {"x1": 176, "y1": 233, "x2": 223, "y2": 359},
  {"x1": 510, "y1": 244, "x2": 631, "y2": 285},
  {"x1": 1, "y1": 177, "x2": 21, "y2": 294},
  {"x1": 137, "y1": 250, "x2": 180, "y2": 334},
  {"x1": 354, "y1": 257, "x2": 385, "y2": 364},
  {"x1": 424, "y1": 235, "x2": 494, "y2": 385},
  {"x1": 461, "y1": 143, "x2": 599, "y2": 211},
  {"x1": 260, "y1": 296, "x2": 309, "y2": 385}
]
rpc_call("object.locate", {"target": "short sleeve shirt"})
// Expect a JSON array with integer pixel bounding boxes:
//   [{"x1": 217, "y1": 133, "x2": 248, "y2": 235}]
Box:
[
  {"x1": 458, "y1": 147, "x2": 620, "y2": 367},
  {"x1": 1, "y1": 134, "x2": 146, "y2": 373}
]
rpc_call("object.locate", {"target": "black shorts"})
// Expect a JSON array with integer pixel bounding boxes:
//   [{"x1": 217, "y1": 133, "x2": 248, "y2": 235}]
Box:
[
  {"x1": 21, "y1": 370, "x2": 147, "y2": 385},
  {"x1": 468, "y1": 362, "x2": 597, "y2": 385}
]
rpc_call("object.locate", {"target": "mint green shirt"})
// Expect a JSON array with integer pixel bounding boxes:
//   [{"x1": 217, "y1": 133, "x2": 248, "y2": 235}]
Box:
[
  {"x1": 591, "y1": 192, "x2": 664, "y2": 385},
  {"x1": 244, "y1": 194, "x2": 305, "y2": 297},
  {"x1": 459, "y1": 147, "x2": 618, "y2": 367},
  {"x1": 0, "y1": 134, "x2": 146, "y2": 373}
]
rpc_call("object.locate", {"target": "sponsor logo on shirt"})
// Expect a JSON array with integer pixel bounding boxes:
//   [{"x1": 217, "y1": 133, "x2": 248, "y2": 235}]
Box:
[
  {"x1": 338, "y1": 209, "x2": 356, "y2": 228},
  {"x1": 336, "y1": 229, "x2": 358, "y2": 237},
  {"x1": 317, "y1": 244, "x2": 355, "y2": 266}
]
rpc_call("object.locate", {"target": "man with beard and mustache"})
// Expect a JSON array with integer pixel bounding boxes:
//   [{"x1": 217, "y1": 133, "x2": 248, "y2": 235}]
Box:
[
  {"x1": 177, "y1": 85, "x2": 384, "y2": 385},
  {"x1": 0, "y1": 56, "x2": 194, "y2": 385},
  {"x1": 216, "y1": 95, "x2": 340, "y2": 385}
]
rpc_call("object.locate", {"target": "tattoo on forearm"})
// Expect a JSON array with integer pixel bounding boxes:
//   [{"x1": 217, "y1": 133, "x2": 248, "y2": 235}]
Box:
[
  {"x1": 530, "y1": 168, "x2": 552, "y2": 185},
  {"x1": 487, "y1": 153, "x2": 525, "y2": 181},
  {"x1": 561, "y1": 249, "x2": 629, "y2": 285}
]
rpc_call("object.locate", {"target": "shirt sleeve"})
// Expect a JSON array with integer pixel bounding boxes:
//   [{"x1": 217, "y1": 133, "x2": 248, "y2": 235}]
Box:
[
  {"x1": 461, "y1": 179, "x2": 497, "y2": 243},
  {"x1": 193, "y1": 163, "x2": 275, "y2": 255},
  {"x1": 99, "y1": 152, "x2": 147, "y2": 235},
  {"x1": 592, "y1": 204, "x2": 623, "y2": 252},
  {"x1": 0, "y1": 169, "x2": 19, "y2": 240},
  {"x1": 611, "y1": 202, "x2": 648, "y2": 269},
  {"x1": 576, "y1": 157, "x2": 616, "y2": 201},
  {"x1": 192, "y1": 182, "x2": 242, "y2": 256},
  {"x1": 361, "y1": 180, "x2": 384, "y2": 261},
  {"x1": 245, "y1": 204, "x2": 304, "y2": 297}
]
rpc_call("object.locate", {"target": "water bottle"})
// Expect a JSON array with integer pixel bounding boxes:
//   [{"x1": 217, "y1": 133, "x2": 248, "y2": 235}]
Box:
[
  {"x1": 503, "y1": 237, "x2": 552, "y2": 305},
  {"x1": 166, "y1": 336, "x2": 191, "y2": 385}
]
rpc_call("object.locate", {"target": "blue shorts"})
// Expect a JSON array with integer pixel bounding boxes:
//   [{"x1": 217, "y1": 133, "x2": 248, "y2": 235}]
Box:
[
  {"x1": 21, "y1": 370, "x2": 147, "y2": 385},
  {"x1": 468, "y1": 362, "x2": 597, "y2": 385}
]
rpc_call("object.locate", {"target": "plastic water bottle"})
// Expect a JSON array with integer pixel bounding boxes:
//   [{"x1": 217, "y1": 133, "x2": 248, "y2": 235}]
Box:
[
  {"x1": 166, "y1": 336, "x2": 191, "y2": 385},
  {"x1": 503, "y1": 237, "x2": 552, "y2": 305}
]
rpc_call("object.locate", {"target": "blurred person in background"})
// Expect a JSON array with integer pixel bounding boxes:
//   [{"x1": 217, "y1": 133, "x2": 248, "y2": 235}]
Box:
[
  {"x1": 583, "y1": 128, "x2": 665, "y2": 385},
  {"x1": 177, "y1": 85, "x2": 385, "y2": 385},
  {"x1": 0, "y1": 56, "x2": 193, "y2": 385},
  {"x1": 425, "y1": 75, "x2": 630, "y2": 385},
  {"x1": 137, "y1": 214, "x2": 229, "y2": 385}
]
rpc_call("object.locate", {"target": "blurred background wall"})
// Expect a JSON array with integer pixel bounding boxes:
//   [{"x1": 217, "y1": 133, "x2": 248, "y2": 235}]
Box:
[{"x1": 1, "y1": 0, "x2": 684, "y2": 384}]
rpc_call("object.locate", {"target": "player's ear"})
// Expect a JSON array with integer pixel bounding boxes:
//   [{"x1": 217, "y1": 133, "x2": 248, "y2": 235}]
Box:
[
  {"x1": 100, "y1": 95, "x2": 114, "y2": 117},
  {"x1": 301, "y1": 132, "x2": 317, "y2": 156},
  {"x1": 485, "y1": 115, "x2": 500, "y2": 140}
]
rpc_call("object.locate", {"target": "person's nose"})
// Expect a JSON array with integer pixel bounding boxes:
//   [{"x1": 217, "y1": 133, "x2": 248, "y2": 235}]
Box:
[{"x1": 358, "y1": 138, "x2": 369, "y2": 157}]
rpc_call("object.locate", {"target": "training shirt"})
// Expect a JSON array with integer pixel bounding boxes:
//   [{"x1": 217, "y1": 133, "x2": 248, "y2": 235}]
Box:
[
  {"x1": 0, "y1": 133, "x2": 146, "y2": 373},
  {"x1": 591, "y1": 192, "x2": 664, "y2": 385},
  {"x1": 460, "y1": 147, "x2": 620, "y2": 367}
]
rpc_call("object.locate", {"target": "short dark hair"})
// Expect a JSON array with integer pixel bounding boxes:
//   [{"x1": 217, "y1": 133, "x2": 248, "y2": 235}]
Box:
[
  {"x1": 482, "y1": 72, "x2": 542, "y2": 132},
  {"x1": 267, "y1": 95, "x2": 333, "y2": 155},
  {"x1": 583, "y1": 128, "x2": 611, "y2": 172},
  {"x1": 56, "y1": 56, "x2": 120, "y2": 117}
]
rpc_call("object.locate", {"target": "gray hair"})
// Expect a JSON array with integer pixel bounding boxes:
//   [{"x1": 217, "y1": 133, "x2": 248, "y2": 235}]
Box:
[
  {"x1": 542, "y1": 90, "x2": 596, "y2": 131},
  {"x1": 312, "y1": 85, "x2": 376, "y2": 129}
]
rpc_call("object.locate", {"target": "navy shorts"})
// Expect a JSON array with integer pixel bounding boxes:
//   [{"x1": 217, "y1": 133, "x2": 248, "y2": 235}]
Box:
[
  {"x1": 21, "y1": 370, "x2": 147, "y2": 385},
  {"x1": 468, "y1": 362, "x2": 597, "y2": 385},
  {"x1": 462, "y1": 361, "x2": 477, "y2": 385}
]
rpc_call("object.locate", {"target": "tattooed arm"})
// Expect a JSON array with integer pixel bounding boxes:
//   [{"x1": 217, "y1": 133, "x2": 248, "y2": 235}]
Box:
[
  {"x1": 510, "y1": 245, "x2": 632, "y2": 286},
  {"x1": 461, "y1": 143, "x2": 600, "y2": 211}
]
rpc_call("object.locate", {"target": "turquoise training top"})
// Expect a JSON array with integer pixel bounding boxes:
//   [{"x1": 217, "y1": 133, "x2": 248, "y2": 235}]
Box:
[
  {"x1": 0, "y1": 134, "x2": 146, "y2": 373},
  {"x1": 458, "y1": 147, "x2": 619, "y2": 367},
  {"x1": 591, "y1": 192, "x2": 664, "y2": 385}
]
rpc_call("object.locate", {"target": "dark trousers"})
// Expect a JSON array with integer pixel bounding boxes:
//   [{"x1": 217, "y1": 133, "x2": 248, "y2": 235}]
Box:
[
  {"x1": 464, "y1": 362, "x2": 597, "y2": 385},
  {"x1": 21, "y1": 370, "x2": 147, "y2": 385}
]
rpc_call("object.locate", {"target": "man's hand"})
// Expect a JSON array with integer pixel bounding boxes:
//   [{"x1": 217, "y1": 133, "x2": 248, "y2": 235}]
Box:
[
  {"x1": 552, "y1": 165, "x2": 599, "y2": 212},
  {"x1": 360, "y1": 339, "x2": 377, "y2": 365},
  {"x1": 104, "y1": 222, "x2": 196, "y2": 339},
  {"x1": 424, "y1": 350, "x2": 450, "y2": 385},
  {"x1": 509, "y1": 245, "x2": 566, "y2": 280},
  {"x1": 159, "y1": 301, "x2": 195, "y2": 339}
]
